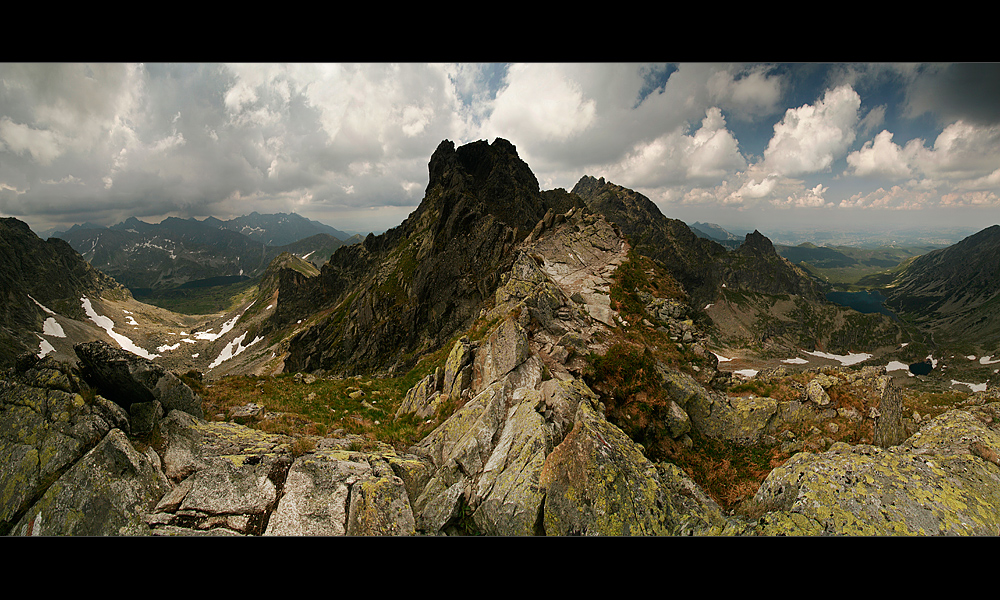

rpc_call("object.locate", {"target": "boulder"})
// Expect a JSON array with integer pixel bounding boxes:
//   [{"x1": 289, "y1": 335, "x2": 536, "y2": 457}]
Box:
[
  {"x1": 265, "y1": 450, "x2": 370, "y2": 536},
  {"x1": 539, "y1": 398, "x2": 675, "y2": 536},
  {"x1": 12, "y1": 429, "x2": 168, "y2": 536},
  {"x1": 75, "y1": 341, "x2": 204, "y2": 418}
]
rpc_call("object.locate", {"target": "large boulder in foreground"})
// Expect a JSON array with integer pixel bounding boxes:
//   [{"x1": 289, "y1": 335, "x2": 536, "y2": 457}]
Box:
[{"x1": 75, "y1": 341, "x2": 204, "y2": 418}]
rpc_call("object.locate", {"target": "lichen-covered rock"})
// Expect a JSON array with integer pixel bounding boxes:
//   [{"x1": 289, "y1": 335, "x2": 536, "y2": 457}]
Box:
[
  {"x1": 265, "y1": 449, "x2": 371, "y2": 536},
  {"x1": 539, "y1": 399, "x2": 675, "y2": 536},
  {"x1": 472, "y1": 317, "x2": 530, "y2": 393},
  {"x1": 395, "y1": 372, "x2": 441, "y2": 419},
  {"x1": 805, "y1": 378, "x2": 831, "y2": 406},
  {"x1": 751, "y1": 408, "x2": 1000, "y2": 535},
  {"x1": 442, "y1": 337, "x2": 474, "y2": 399},
  {"x1": 0, "y1": 378, "x2": 115, "y2": 534},
  {"x1": 873, "y1": 375, "x2": 905, "y2": 448},
  {"x1": 12, "y1": 429, "x2": 168, "y2": 536},
  {"x1": 346, "y1": 461, "x2": 416, "y2": 536},
  {"x1": 686, "y1": 391, "x2": 779, "y2": 445},
  {"x1": 471, "y1": 391, "x2": 552, "y2": 536}
]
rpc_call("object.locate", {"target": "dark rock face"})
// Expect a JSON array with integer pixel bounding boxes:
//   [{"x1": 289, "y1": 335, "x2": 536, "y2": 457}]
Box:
[
  {"x1": 720, "y1": 230, "x2": 824, "y2": 300},
  {"x1": 280, "y1": 139, "x2": 578, "y2": 376},
  {"x1": 74, "y1": 341, "x2": 204, "y2": 419},
  {"x1": 571, "y1": 177, "x2": 823, "y2": 305}
]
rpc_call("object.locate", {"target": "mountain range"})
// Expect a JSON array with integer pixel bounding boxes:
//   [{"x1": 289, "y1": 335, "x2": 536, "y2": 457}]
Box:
[
  {"x1": 3, "y1": 137, "x2": 1000, "y2": 537},
  {"x1": 52, "y1": 212, "x2": 361, "y2": 293}
]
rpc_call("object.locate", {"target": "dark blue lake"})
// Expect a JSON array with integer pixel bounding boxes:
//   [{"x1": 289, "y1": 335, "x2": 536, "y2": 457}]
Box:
[{"x1": 826, "y1": 289, "x2": 899, "y2": 321}]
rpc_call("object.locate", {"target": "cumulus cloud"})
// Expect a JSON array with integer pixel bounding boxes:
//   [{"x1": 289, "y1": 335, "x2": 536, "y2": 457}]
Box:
[
  {"x1": 483, "y1": 63, "x2": 598, "y2": 148},
  {"x1": 706, "y1": 65, "x2": 783, "y2": 120},
  {"x1": 762, "y1": 85, "x2": 861, "y2": 176},
  {"x1": 846, "y1": 130, "x2": 912, "y2": 178},
  {"x1": 610, "y1": 107, "x2": 746, "y2": 189}
]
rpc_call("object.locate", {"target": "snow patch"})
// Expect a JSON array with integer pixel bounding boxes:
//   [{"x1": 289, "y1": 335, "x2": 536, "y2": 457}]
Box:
[
  {"x1": 704, "y1": 304, "x2": 714, "y2": 310},
  {"x1": 302, "y1": 250, "x2": 315, "y2": 260},
  {"x1": 712, "y1": 352, "x2": 731, "y2": 362},
  {"x1": 209, "y1": 332, "x2": 263, "y2": 369},
  {"x1": 803, "y1": 350, "x2": 872, "y2": 366},
  {"x1": 36, "y1": 335, "x2": 55, "y2": 358},
  {"x1": 952, "y1": 380, "x2": 988, "y2": 393},
  {"x1": 980, "y1": 355, "x2": 1000, "y2": 365},
  {"x1": 266, "y1": 304, "x2": 273, "y2": 311},
  {"x1": 81, "y1": 297, "x2": 159, "y2": 359},
  {"x1": 157, "y1": 343, "x2": 181, "y2": 352},
  {"x1": 125, "y1": 315, "x2": 138, "y2": 326},
  {"x1": 42, "y1": 317, "x2": 65, "y2": 338},
  {"x1": 192, "y1": 302, "x2": 255, "y2": 341},
  {"x1": 734, "y1": 369, "x2": 758, "y2": 378},
  {"x1": 29, "y1": 295, "x2": 56, "y2": 315},
  {"x1": 781, "y1": 357, "x2": 809, "y2": 364}
]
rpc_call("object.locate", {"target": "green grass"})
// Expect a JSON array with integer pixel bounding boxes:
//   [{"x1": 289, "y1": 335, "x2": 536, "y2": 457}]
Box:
[{"x1": 198, "y1": 323, "x2": 475, "y2": 451}]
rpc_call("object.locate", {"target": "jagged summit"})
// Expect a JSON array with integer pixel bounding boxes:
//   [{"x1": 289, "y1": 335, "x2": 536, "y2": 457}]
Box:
[
  {"x1": 735, "y1": 230, "x2": 776, "y2": 257},
  {"x1": 280, "y1": 138, "x2": 577, "y2": 376}
]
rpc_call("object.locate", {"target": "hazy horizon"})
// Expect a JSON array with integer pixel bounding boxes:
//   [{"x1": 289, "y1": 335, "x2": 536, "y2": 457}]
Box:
[{"x1": 3, "y1": 63, "x2": 1000, "y2": 241}]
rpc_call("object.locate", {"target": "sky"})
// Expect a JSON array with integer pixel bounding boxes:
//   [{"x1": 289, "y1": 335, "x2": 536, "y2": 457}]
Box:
[{"x1": 2, "y1": 62, "x2": 1000, "y2": 240}]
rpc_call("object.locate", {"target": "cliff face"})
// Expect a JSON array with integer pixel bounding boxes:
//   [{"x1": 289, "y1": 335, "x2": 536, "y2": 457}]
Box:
[
  {"x1": 279, "y1": 139, "x2": 578, "y2": 376},
  {"x1": 721, "y1": 230, "x2": 824, "y2": 300}
]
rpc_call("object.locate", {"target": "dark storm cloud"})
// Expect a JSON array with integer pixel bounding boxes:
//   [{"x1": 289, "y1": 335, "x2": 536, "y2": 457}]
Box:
[{"x1": 904, "y1": 63, "x2": 1000, "y2": 126}]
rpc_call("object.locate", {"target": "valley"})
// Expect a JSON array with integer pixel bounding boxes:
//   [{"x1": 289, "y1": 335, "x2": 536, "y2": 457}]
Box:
[{"x1": 4, "y1": 138, "x2": 1000, "y2": 536}]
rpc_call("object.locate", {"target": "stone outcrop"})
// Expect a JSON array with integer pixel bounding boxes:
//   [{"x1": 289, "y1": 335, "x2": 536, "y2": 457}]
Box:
[{"x1": 750, "y1": 405, "x2": 1000, "y2": 535}]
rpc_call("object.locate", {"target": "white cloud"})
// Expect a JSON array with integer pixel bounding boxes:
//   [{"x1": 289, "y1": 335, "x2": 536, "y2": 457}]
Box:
[
  {"x1": 0, "y1": 117, "x2": 66, "y2": 164},
  {"x1": 484, "y1": 63, "x2": 597, "y2": 144},
  {"x1": 762, "y1": 85, "x2": 861, "y2": 176},
  {"x1": 846, "y1": 130, "x2": 912, "y2": 178},
  {"x1": 611, "y1": 107, "x2": 746, "y2": 188}
]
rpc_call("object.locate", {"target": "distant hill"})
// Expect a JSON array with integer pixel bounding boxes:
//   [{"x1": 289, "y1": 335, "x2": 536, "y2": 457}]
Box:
[
  {"x1": 776, "y1": 242, "x2": 941, "y2": 288},
  {"x1": 217, "y1": 212, "x2": 351, "y2": 245}
]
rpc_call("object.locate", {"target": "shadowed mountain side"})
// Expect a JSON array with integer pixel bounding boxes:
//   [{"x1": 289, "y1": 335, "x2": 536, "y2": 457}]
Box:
[
  {"x1": 721, "y1": 230, "x2": 824, "y2": 301},
  {"x1": 277, "y1": 139, "x2": 581, "y2": 376},
  {"x1": 885, "y1": 224, "x2": 1000, "y2": 348}
]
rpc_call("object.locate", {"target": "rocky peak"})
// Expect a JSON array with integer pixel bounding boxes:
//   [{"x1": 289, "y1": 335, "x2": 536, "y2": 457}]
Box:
[
  {"x1": 281, "y1": 138, "x2": 571, "y2": 376},
  {"x1": 735, "y1": 230, "x2": 776, "y2": 257},
  {"x1": 571, "y1": 175, "x2": 726, "y2": 306}
]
